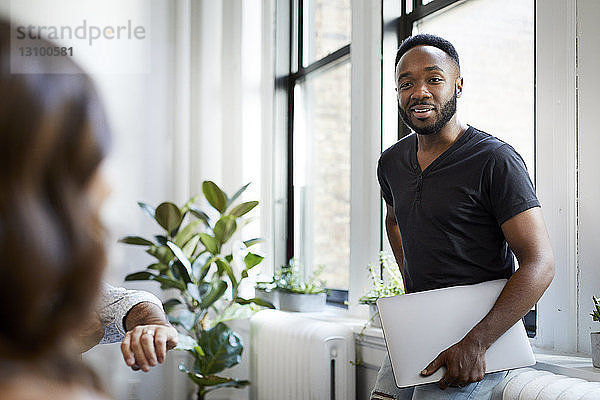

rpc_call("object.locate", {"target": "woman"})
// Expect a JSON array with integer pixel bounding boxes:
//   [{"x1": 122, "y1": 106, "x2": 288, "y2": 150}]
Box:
[{"x1": 0, "y1": 17, "x2": 111, "y2": 399}]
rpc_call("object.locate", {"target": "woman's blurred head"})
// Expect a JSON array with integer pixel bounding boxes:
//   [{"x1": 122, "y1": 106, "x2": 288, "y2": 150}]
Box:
[{"x1": 0, "y1": 18, "x2": 109, "y2": 358}]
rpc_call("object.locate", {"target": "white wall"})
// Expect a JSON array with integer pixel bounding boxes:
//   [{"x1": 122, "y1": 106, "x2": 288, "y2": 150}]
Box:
[
  {"x1": 535, "y1": 0, "x2": 600, "y2": 356},
  {"x1": 1, "y1": 0, "x2": 273, "y2": 398},
  {"x1": 0, "y1": 1, "x2": 189, "y2": 398},
  {"x1": 534, "y1": 0, "x2": 578, "y2": 353},
  {"x1": 576, "y1": 0, "x2": 600, "y2": 355}
]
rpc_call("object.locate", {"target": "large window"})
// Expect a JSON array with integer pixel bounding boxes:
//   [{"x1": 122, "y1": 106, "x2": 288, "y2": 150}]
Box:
[{"x1": 277, "y1": 0, "x2": 352, "y2": 296}]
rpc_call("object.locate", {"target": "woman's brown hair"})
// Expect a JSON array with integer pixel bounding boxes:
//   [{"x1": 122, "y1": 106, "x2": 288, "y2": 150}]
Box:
[{"x1": 0, "y1": 17, "x2": 109, "y2": 366}]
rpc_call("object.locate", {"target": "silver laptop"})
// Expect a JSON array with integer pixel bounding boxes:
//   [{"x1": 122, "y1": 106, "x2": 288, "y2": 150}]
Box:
[{"x1": 376, "y1": 279, "x2": 535, "y2": 388}]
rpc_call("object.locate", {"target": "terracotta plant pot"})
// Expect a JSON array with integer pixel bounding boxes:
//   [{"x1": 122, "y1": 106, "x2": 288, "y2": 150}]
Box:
[{"x1": 592, "y1": 332, "x2": 600, "y2": 368}]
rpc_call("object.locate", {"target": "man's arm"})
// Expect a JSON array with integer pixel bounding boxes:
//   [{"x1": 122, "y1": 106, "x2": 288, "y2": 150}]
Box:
[
  {"x1": 121, "y1": 301, "x2": 178, "y2": 372},
  {"x1": 421, "y1": 207, "x2": 555, "y2": 389},
  {"x1": 385, "y1": 204, "x2": 405, "y2": 281},
  {"x1": 91, "y1": 284, "x2": 179, "y2": 371}
]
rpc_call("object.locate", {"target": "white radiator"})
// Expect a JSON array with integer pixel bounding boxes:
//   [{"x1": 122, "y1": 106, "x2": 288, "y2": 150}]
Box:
[
  {"x1": 491, "y1": 368, "x2": 600, "y2": 400},
  {"x1": 249, "y1": 310, "x2": 356, "y2": 400}
]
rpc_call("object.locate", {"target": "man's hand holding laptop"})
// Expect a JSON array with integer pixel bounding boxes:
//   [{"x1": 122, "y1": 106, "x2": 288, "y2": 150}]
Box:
[
  {"x1": 421, "y1": 334, "x2": 486, "y2": 389},
  {"x1": 420, "y1": 208, "x2": 555, "y2": 389}
]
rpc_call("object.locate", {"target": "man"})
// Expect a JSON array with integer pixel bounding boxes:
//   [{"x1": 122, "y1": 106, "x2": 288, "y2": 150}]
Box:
[
  {"x1": 77, "y1": 283, "x2": 179, "y2": 373},
  {"x1": 372, "y1": 34, "x2": 555, "y2": 399}
]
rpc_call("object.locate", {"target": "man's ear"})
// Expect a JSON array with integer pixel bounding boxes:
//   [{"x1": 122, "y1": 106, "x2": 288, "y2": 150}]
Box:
[{"x1": 456, "y1": 77, "x2": 463, "y2": 98}]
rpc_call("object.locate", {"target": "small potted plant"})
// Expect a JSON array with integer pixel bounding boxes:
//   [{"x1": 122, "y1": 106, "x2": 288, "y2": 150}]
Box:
[
  {"x1": 267, "y1": 259, "x2": 327, "y2": 312},
  {"x1": 254, "y1": 281, "x2": 279, "y2": 309},
  {"x1": 591, "y1": 296, "x2": 600, "y2": 368},
  {"x1": 358, "y1": 252, "x2": 404, "y2": 327}
]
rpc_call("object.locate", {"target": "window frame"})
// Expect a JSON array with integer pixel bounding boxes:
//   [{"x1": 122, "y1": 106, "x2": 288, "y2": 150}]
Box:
[{"x1": 276, "y1": 0, "x2": 351, "y2": 303}]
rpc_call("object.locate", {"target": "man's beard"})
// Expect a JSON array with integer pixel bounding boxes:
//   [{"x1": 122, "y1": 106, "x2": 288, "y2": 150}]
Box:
[{"x1": 398, "y1": 91, "x2": 457, "y2": 136}]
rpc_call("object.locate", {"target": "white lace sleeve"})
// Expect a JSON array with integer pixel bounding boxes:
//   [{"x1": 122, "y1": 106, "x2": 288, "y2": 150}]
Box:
[{"x1": 96, "y1": 282, "x2": 164, "y2": 344}]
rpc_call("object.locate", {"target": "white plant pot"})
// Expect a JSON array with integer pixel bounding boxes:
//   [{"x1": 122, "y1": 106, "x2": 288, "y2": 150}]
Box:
[
  {"x1": 278, "y1": 291, "x2": 326, "y2": 312},
  {"x1": 369, "y1": 303, "x2": 382, "y2": 328},
  {"x1": 592, "y1": 332, "x2": 600, "y2": 368},
  {"x1": 255, "y1": 288, "x2": 279, "y2": 309}
]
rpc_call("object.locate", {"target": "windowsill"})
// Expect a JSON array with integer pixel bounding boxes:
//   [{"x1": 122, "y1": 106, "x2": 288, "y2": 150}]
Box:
[
  {"x1": 285, "y1": 308, "x2": 600, "y2": 381},
  {"x1": 531, "y1": 346, "x2": 600, "y2": 382},
  {"x1": 275, "y1": 305, "x2": 386, "y2": 341}
]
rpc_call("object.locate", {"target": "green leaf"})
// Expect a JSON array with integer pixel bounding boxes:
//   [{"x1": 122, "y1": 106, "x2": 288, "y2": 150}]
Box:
[
  {"x1": 228, "y1": 201, "x2": 259, "y2": 218},
  {"x1": 137, "y1": 201, "x2": 156, "y2": 219},
  {"x1": 153, "y1": 275, "x2": 186, "y2": 291},
  {"x1": 182, "y1": 235, "x2": 201, "y2": 259},
  {"x1": 193, "y1": 345, "x2": 205, "y2": 358},
  {"x1": 213, "y1": 215, "x2": 237, "y2": 245},
  {"x1": 173, "y1": 262, "x2": 192, "y2": 284},
  {"x1": 169, "y1": 309, "x2": 197, "y2": 331},
  {"x1": 148, "y1": 263, "x2": 168, "y2": 273},
  {"x1": 125, "y1": 270, "x2": 185, "y2": 290},
  {"x1": 200, "y1": 280, "x2": 228, "y2": 309},
  {"x1": 199, "y1": 233, "x2": 220, "y2": 255},
  {"x1": 189, "y1": 205, "x2": 210, "y2": 225},
  {"x1": 187, "y1": 282, "x2": 202, "y2": 302},
  {"x1": 166, "y1": 241, "x2": 193, "y2": 273},
  {"x1": 154, "y1": 235, "x2": 168, "y2": 245},
  {"x1": 174, "y1": 220, "x2": 202, "y2": 247},
  {"x1": 202, "y1": 181, "x2": 227, "y2": 213},
  {"x1": 146, "y1": 245, "x2": 175, "y2": 265},
  {"x1": 125, "y1": 271, "x2": 156, "y2": 281},
  {"x1": 193, "y1": 255, "x2": 214, "y2": 282},
  {"x1": 212, "y1": 303, "x2": 256, "y2": 327},
  {"x1": 195, "y1": 323, "x2": 243, "y2": 374},
  {"x1": 178, "y1": 364, "x2": 248, "y2": 390},
  {"x1": 174, "y1": 333, "x2": 201, "y2": 353},
  {"x1": 243, "y1": 238, "x2": 264, "y2": 247},
  {"x1": 227, "y1": 182, "x2": 251, "y2": 208},
  {"x1": 118, "y1": 236, "x2": 154, "y2": 246},
  {"x1": 155, "y1": 202, "x2": 183, "y2": 232},
  {"x1": 181, "y1": 194, "x2": 202, "y2": 215},
  {"x1": 235, "y1": 296, "x2": 275, "y2": 309},
  {"x1": 162, "y1": 298, "x2": 182, "y2": 312},
  {"x1": 215, "y1": 259, "x2": 237, "y2": 288},
  {"x1": 244, "y1": 252, "x2": 264, "y2": 269}
]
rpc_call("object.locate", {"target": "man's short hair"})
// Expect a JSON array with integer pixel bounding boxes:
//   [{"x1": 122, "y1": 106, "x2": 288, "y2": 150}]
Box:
[{"x1": 395, "y1": 34, "x2": 460, "y2": 71}]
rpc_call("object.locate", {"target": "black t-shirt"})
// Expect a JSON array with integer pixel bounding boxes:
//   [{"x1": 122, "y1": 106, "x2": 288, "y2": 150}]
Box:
[{"x1": 377, "y1": 126, "x2": 540, "y2": 293}]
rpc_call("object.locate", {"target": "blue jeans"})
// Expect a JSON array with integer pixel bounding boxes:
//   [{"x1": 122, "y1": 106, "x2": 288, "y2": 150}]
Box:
[{"x1": 371, "y1": 355, "x2": 507, "y2": 400}]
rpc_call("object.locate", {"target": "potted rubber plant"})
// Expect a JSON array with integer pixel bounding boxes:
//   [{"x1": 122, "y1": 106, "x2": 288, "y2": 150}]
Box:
[
  {"x1": 591, "y1": 296, "x2": 600, "y2": 368},
  {"x1": 119, "y1": 181, "x2": 273, "y2": 400},
  {"x1": 358, "y1": 251, "x2": 404, "y2": 327}
]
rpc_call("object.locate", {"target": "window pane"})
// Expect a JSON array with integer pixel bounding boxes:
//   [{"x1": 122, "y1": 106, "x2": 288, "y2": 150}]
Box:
[
  {"x1": 293, "y1": 61, "x2": 351, "y2": 290},
  {"x1": 414, "y1": 0, "x2": 535, "y2": 177},
  {"x1": 302, "y1": 0, "x2": 351, "y2": 66}
]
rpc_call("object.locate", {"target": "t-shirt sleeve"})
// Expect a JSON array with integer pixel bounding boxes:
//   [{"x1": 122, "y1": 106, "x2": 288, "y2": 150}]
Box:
[
  {"x1": 377, "y1": 156, "x2": 394, "y2": 206},
  {"x1": 484, "y1": 144, "x2": 540, "y2": 226}
]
